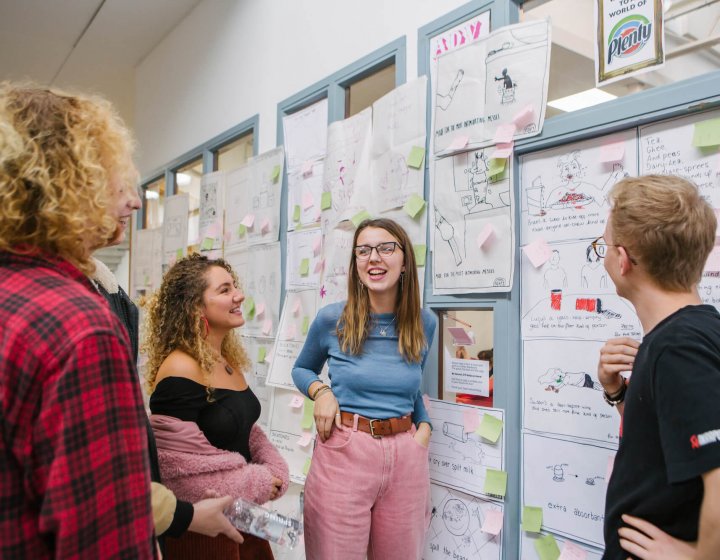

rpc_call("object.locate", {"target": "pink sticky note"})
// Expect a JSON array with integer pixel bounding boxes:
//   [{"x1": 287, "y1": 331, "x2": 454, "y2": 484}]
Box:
[
  {"x1": 241, "y1": 214, "x2": 255, "y2": 228},
  {"x1": 513, "y1": 105, "x2": 536, "y2": 129},
  {"x1": 706, "y1": 245, "x2": 720, "y2": 272},
  {"x1": 477, "y1": 223, "x2": 495, "y2": 248},
  {"x1": 314, "y1": 259, "x2": 325, "y2": 273},
  {"x1": 422, "y1": 394, "x2": 431, "y2": 411},
  {"x1": 481, "y1": 509, "x2": 503, "y2": 536},
  {"x1": 523, "y1": 238, "x2": 551, "y2": 268},
  {"x1": 301, "y1": 160, "x2": 314, "y2": 176},
  {"x1": 313, "y1": 236, "x2": 322, "y2": 256},
  {"x1": 559, "y1": 541, "x2": 587, "y2": 560},
  {"x1": 286, "y1": 323, "x2": 297, "y2": 338},
  {"x1": 600, "y1": 141, "x2": 625, "y2": 163},
  {"x1": 261, "y1": 218, "x2": 271, "y2": 234},
  {"x1": 448, "y1": 135, "x2": 469, "y2": 151},
  {"x1": 302, "y1": 190, "x2": 314, "y2": 210},
  {"x1": 490, "y1": 141, "x2": 514, "y2": 159},
  {"x1": 292, "y1": 299, "x2": 301, "y2": 315},
  {"x1": 297, "y1": 432, "x2": 313, "y2": 447},
  {"x1": 205, "y1": 221, "x2": 220, "y2": 238},
  {"x1": 223, "y1": 230, "x2": 232, "y2": 242},
  {"x1": 256, "y1": 302, "x2": 265, "y2": 318},
  {"x1": 493, "y1": 124, "x2": 517, "y2": 145},
  {"x1": 463, "y1": 409, "x2": 480, "y2": 433},
  {"x1": 290, "y1": 395, "x2": 304, "y2": 408},
  {"x1": 262, "y1": 319, "x2": 272, "y2": 335}
]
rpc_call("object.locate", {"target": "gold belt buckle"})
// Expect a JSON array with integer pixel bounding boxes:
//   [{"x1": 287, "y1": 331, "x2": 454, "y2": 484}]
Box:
[{"x1": 368, "y1": 419, "x2": 382, "y2": 438}]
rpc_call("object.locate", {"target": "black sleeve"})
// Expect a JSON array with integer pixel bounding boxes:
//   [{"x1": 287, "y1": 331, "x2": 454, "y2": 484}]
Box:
[
  {"x1": 149, "y1": 377, "x2": 205, "y2": 422},
  {"x1": 655, "y1": 334, "x2": 720, "y2": 483},
  {"x1": 164, "y1": 500, "x2": 194, "y2": 538}
]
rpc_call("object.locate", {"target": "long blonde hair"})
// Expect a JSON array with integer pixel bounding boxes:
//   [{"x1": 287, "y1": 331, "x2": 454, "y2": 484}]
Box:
[
  {"x1": 0, "y1": 83, "x2": 135, "y2": 274},
  {"x1": 142, "y1": 253, "x2": 251, "y2": 398},
  {"x1": 338, "y1": 218, "x2": 426, "y2": 362}
]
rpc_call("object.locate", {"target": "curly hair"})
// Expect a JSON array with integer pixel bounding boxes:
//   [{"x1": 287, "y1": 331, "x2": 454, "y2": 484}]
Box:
[
  {"x1": 0, "y1": 83, "x2": 136, "y2": 274},
  {"x1": 338, "y1": 218, "x2": 426, "y2": 363},
  {"x1": 142, "y1": 253, "x2": 251, "y2": 399}
]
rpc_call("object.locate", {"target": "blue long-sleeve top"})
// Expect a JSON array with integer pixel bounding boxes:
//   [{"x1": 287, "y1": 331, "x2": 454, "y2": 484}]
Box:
[{"x1": 291, "y1": 302, "x2": 437, "y2": 426}]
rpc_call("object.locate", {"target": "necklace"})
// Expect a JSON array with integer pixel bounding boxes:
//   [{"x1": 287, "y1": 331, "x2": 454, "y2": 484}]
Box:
[
  {"x1": 213, "y1": 351, "x2": 234, "y2": 375},
  {"x1": 377, "y1": 315, "x2": 396, "y2": 336}
]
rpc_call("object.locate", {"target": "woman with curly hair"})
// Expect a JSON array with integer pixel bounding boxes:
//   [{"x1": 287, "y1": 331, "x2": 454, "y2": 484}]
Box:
[
  {"x1": 292, "y1": 218, "x2": 436, "y2": 560},
  {"x1": 144, "y1": 253, "x2": 288, "y2": 559}
]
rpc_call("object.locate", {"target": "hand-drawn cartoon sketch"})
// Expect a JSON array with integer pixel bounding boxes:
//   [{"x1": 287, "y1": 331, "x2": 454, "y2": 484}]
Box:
[
  {"x1": 581, "y1": 242, "x2": 609, "y2": 289},
  {"x1": 443, "y1": 421, "x2": 469, "y2": 443},
  {"x1": 425, "y1": 484, "x2": 503, "y2": 560},
  {"x1": 543, "y1": 250, "x2": 568, "y2": 290},
  {"x1": 544, "y1": 152, "x2": 628, "y2": 210},
  {"x1": 436, "y1": 69, "x2": 464, "y2": 111},
  {"x1": 449, "y1": 439, "x2": 487, "y2": 466},
  {"x1": 537, "y1": 368, "x2": 602, "y2": 393},
  {"x1": 435, "y1": 208, "x2": 463, "y2": 266},
  {"x1": 494, "y1": 68, "x2": 517, "y2": 104},
  {"x1": 547, "y1": 463, "x2": 575, "y2": 482}
]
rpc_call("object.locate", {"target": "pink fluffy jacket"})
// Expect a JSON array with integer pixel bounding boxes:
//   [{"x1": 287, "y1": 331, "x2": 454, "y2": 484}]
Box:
[{"x1": 150, "y1": 414, "x2": 289, "y2": 505}]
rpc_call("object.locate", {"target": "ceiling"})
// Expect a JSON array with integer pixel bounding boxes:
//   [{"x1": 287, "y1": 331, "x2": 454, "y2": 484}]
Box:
[{"x1": 0, "y1": 0, "x2": 202, "y2": 125}]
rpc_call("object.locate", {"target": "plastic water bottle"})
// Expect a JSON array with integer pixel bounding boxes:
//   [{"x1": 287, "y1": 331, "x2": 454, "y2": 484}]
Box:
[{"x1": 225, "y1": 496, "x2": 303, "y2": 549}]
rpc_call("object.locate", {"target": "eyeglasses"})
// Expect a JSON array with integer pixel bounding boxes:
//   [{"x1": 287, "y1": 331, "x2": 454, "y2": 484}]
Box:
[
  {"x1": 591, "y1": 236, "x2": 637, "y2": 265},
  {"x1": 354, "y1": 241, "x2": 403, "y2": 260}
]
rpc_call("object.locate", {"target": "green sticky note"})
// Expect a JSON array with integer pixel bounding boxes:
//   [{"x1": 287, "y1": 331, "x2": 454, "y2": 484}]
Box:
[
  {"x1": 484, "y1": 468, "x2": 507, "y2": 497},
  {"x1": 300, "y1": 258, "x2": 310, "y2": 277},
  {"x1": 293, "y1": 205, "x2": 301, "y2": 222},
  {"x1": 271, "y1": 164, "x2": 281, "y2": 182},
  {"x1": 488, "y1": 158, "x2": 506, "y2": 177},
  {"x1": 407, "y1": 145, "x2": 426, "y2": 169},
  {"x1": 403, "y1": 193, "x2": 426, "y2": 219},
  {"x1": 257, "y1": 346, "x2": 266, "y2": 363},
  {"x1": 489, "y1": 166, "x2": 508, "y2": 183},
  {"x1": 321, "y1": 191, "x2": 332, "y2": 210},
  {"x1": 244, "y1": 296, "x2": 255, "y2": 321},
  {"x1": 351, "y1": 209, "x2": 372, "y2": 228},
  {"x1": 303, "y1": 457, "x2": 312, "y2": 475},
  {"x1": 238, "y1": 224, "x2": 247, "y2": 237},
  {"x1": 302, "y1": 315, "x2": 310, "y2": 335},
  {"x1": 414, "y1": 244, "x2": 427, "y2": 267},
  {"x1": 522, "y1": 505, "x2": 543, "y2": 532},
  {"x1": 476, "y1": 413, "x2": 503, "y2": 443},
  {"x1": 201, "y1": 237, "x2": 214, "y2": 251},
  {"x1": 302, "y1": 398, "x2": 315, "y2": 430},
  {"x1": 534, "y1": 534, "x2": 560, "y2": 560},
  {"x1": 693, "y1": 118, "x2": 720, "y2": 147}
]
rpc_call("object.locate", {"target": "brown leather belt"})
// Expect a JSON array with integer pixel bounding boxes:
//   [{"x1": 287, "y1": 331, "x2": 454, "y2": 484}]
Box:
[{"x1": 340, "y1": 411, "x2": 413, "y2": 438}]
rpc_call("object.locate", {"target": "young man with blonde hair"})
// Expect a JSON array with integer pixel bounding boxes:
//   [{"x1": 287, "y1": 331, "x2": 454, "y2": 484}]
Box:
[{"x1": 597, "y1": 175, "x2": 720, "y2": 559}]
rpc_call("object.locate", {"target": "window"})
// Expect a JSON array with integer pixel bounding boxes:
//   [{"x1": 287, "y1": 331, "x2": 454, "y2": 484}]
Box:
[
  {"x1": 174, "y1": 157, "x2": 203, "y2": 250},
  {"x1": 344, "y1": 62, "x2": 396, "y2": 118},
  {"x1": 215, "y1": 132, "x2": 254, "y2": 171},
  {"x1": 143, "y1": 176, "x2": 165, "y2": 229}
]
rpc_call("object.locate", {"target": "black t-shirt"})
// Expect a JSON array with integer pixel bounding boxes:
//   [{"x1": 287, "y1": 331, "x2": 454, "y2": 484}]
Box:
[
  {"x1": 604, "y1": 305, "x2": 720, "y2": 559},
  {"x1": 150, "y1": 377, "x2": 261, "y2": 462}
]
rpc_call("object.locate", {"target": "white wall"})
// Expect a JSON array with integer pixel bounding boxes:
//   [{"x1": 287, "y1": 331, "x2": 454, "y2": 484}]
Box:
[{"x1": 134, "y1": 0, "x2": 470, "y2": 177}]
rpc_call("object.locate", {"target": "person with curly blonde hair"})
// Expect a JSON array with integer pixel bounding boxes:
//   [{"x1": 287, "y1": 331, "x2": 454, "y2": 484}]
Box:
[
  {"x1": 0, "y1": 84, "x2": 156, "y2": 558},
  {"x1": 143, "y1": 253, "x2": 288, "y2": 559}
]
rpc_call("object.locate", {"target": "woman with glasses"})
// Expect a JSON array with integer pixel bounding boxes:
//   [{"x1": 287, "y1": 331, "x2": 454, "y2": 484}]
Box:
[{"x1": 292, "y1": 218, "x2": 436, "y2": 560}]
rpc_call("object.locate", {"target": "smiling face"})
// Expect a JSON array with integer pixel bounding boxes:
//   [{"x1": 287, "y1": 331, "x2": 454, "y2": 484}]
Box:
[
  {"x1": 107, "y1": 165, "x2": 141, "y2": 246},
  {"x1": 355, "y1": 226, "x2": 406, "y2": 303},
  {"x1": 202, "y1": 265, "x2": 245, "y2": 332}
]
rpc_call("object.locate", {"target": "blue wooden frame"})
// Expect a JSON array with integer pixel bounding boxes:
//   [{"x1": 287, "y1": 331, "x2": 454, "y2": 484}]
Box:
[{"x1": 275, "y1": 37, "x2": 406, "y2": 298}]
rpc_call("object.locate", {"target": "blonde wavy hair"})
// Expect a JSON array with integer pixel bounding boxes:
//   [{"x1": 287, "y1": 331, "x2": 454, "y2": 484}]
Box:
[
  {"x1": 609, "y1": 174, "x2": 716, "y2": 292},
  {"x1": 0, "y1": 83, "x2": 136, "y2": 274},
  {"x1": 142, "y1": 253, "x2": 251, "y2": 399},
  {"x1": 338, "y1": 218, "x2": 426, "y2": 363}
]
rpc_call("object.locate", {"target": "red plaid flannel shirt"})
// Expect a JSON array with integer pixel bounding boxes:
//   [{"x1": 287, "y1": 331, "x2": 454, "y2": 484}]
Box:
[{"x1": 0, "y1": 251, "x2": 156, "y2": 559}]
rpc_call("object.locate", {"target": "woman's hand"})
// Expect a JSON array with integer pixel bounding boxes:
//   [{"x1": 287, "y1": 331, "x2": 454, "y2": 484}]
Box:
[
  {"x1": 413, "y1": 422, "x2": 432, "y2": 448},
  {"x1": 313, "y1": 389, "x2": 341, "y2": 442},
  {"x1": 619, "y1": 514, "x2": 696, "y2": 560},
  {"x1": 268, "y1": 476, "x2": 283, "y2": 500}
]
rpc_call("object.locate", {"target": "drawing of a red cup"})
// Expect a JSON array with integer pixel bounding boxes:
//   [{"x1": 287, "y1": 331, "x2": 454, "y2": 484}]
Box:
[{"x1": 550, "y1": 289, "x2": 562, "y2": 310}]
